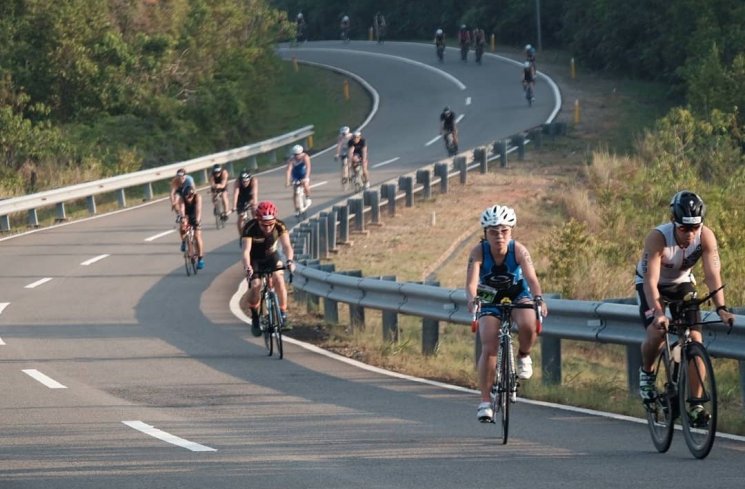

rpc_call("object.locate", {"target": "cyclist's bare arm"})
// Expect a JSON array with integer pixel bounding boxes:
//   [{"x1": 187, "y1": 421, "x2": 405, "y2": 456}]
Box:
[
  {"x1": 700, "y1": 226, "x2": 730, "y2": 318},
  {"x1": 241, "y1": 238, "x2": 253, "y2": 271},
  {"x1": 641, "y1": 230, "x2": 667, "y2": 324},
  {"x1": 464, "y1": 244, "x2": 483, "y2": 312},
  {"x1": 194, "y1": 194, "x2": 202, "y2": 225},
  {"x1": 515, "y1": 241, "x2": 547, "y2": 316},
  {"x1": 304, "y1": 154, "x2": 312, "y2": 180}
]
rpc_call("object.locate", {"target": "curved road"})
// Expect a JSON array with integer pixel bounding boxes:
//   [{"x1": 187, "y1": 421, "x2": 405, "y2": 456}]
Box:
[{"x1": 0, "y1": 41, "x2": 743, "y2": 488}]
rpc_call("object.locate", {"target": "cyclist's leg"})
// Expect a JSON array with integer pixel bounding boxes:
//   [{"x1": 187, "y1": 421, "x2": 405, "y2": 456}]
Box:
[
  {"x1": 273, "y1": 268, "x2": 288, "y2": 315},
  {"x1": 221, "y1": 191, "x2": 229, "y2": 216},
  {"x1": 477, "y1": 313, "x2": 500, "y2": 403},
  {"x1": 362, "y1": 160, "x2": 369, "y2": 183},
  {"x1": 302, "y1": 178, "x2": 311, "y2": 197},
  {"x1": 513, "y1": 306, "x2": 537, "y2": 355},
  {"x1": 194, "y1": 226, "x2": 204, "y2": 257}
]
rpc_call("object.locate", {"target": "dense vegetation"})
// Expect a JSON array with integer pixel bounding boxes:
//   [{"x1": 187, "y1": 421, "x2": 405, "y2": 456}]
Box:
[{"x1": 0, "y1": 0, "x2": 293, "y2": 195}]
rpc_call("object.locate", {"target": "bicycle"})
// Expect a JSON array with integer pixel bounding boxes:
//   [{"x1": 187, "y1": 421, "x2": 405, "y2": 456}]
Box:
[
  {"x1": 211, "y1": 189, "x2": 227, "y2": 229},
  {"x1": 475, "y1": 43, "x2": 484, "y2": 64},
  {"x1": 443, "y1": 131, "x2": 458, "y2": 156},
  {"x1": 436, "y1": 43, "x2": 445, "y2": 62},
  {"x1": 460, "y1": 42, "x2": 469, "y2": 62},
  {"x1": 349, "y1": 156, "x2": 364, "y2": 193},
  {"x1": 472, "y1": 286, "x2": 542, "y2": 445},
  {"x1": 643, "y1": 285, "x2": 731, "y2": 459},
  {"x1": 182, "y1": 223, "x2": 198, "y2": 276},
  {"x1": 292, "y1": 179, "x2": 310, "y2": 219},
  {"x1": 249, "y1": 265, "x2": 292, "y2": 359},
  {"x1": 524, "y1": 82, "x2": 535, "y2": 107}
]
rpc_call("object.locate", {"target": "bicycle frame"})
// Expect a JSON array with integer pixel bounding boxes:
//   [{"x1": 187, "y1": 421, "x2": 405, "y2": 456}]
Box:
[{"x1": 249, "y1": 265, "x2": 293, "y2": 359}]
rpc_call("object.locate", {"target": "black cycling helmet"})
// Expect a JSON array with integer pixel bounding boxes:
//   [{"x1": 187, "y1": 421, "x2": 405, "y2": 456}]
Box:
[
  {"x1": 240, "y1": 170, "x2": 251, "y2": 181},
  {"x1": 212, "y1": 164, "x2": 222, "y2": 174},
  {"x1": 443, "y1": 106, "x2": 451, "y2": 113},
  {"x1": 670, "y1": 190, "x2": 705, "y2": 225}
]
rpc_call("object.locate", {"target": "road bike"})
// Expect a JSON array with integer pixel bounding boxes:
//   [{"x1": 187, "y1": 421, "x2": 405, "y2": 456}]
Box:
[
  {"x1": 473, "y1": 287, "x2": 542, "y2": 445},
  {"x1": 524, "y1": 82, "x2": 535, "y2": 107},
  {"x1": 443, "y1": 131, "x2": 458, "y2": 156},
  {"x1": 291, "y1": 179, "x2": 310, "y2": 219},
  {"x1": 250, "y1": 265, "x2": 292, "y2": 359},
  {"x1": 349, "y1": 156, "x2": 364, "y2": 193},
  {"x1": 182, "y1": 223, "x2": 198, "y2": 276},
  {"x1": 460, "y1": 42, "x2": 469, "y2": 62},
  {"x1": 211, "y1": 189, "x2": 227, "y2": 230},
  {"x1": 475, "y1": 43, "x2": 484, "y2": 64},
  {"x1": 436, "y1": 43, "x2": 445, "y2": 62},
  {"x1": 643, "y1": 285, "x2": 731, "y2": 459},
  {"x1": 341, "y1": 26, "x2": 350, "y2": 43}
]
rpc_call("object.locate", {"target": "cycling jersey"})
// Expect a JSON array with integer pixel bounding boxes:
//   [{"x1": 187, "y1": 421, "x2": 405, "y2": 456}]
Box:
[
  {"x1": 242, "y1": 218, "x2": 288, "y2": 263},
  {"x1": 183, "y1": 194, "x2": 200, "y2": 227},
  {"x1": 235, "y1": 180, "x2": 254, "y2": 211},
  {"x1": 440, "y1": 111, "x2": 456, "y2": 132},
  {"x1": 523, "y1": 67, "x2": 535, "y2": 83},
  {"x1": 290, "y1": 155, "x2": 308, "y2": 181},
  {"x1": 211, "y1": 170, "x2": 227, "y2": 187},
  {"x1": 435, "y1": 34, "x2": 445, "y2": 47},
  {"x1": 348, "y1": 138, "x2": 366, "y2": 157},
  {"x1": 478, "y1": 240, "x2": 531, "y2": 314},
  {"x1": 458, "y1": 30, "x2": 471, "y2": 45},
  {"x1": 634, "y1": 222, "x2": 703, "y2": 285},
  {"x1": 172, "y1": 175, "x2": 195, "y2": 197}
]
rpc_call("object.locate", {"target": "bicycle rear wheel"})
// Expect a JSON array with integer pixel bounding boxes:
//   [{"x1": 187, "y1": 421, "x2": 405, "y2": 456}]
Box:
[
  {"x1": 184, "y1": 249, "x2": 191, "y2": 276},
  {"x1": 679, "y1": 342, "x2": 717, "y2": 459},
  {"x1": 645, "y1": 347, "x2": 675, "y2": 453},
  {"x1": 214, "y1": 199, "x2": 224, "y2": 229}
]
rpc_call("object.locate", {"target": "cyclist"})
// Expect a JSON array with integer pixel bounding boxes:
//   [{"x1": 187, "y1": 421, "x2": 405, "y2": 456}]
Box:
[
  {"x1": 525, "y1": 43, "x2": 536, "y2": 66},
  {"x1": 295, "y1": 12, "x2": 306, "y2": 43},
  {"x1": 472, "y1": 26, "x2": 486, "y2": 62},
  {"x1": 285, "y1": 144, "x2": 312, "y2": 209},
  {"x1": 465, "y1": 204, "x2": 547, "y2": 422},
  {"x1": 209, "y1": 164, "x2": 230, "y2": 221},
  {"x1": 458, "y1": 24, "x2": 471, "y2": 61},
  {"x1": 440, "y1": 106, "x2": 458, "y2": 150},
  {"x1": 241, "y1": 201, "x2": 296, "y2": 337},
  {"x1": 522, "y1": 61, "x2": 536, "y2": 102},
  {"x1": 169, "y1": 168, "x2": 195, "y2": 214},
  {"x1": 347, "y1": 131, "x2": 369, "y2": 189},
  {"x1": 340, "y1": 15, "x2": 350, "y2": 41},
  {"x1": 335, "y1": 126, "x2": 353, "y2": 185},
  {"x1": 373, "y1": 11, "x2": 386, "y2": 43},
  {"x1": 434, "y1": 28, "x2": 446, "y2": 61},
  {"x1": 635, "y1": 191, "x2": 735, "y2": 423},
  {"x1": 177, "y1": 185, "x2": 205, "y2": 270},
  {"x1": 232, "y1": 170, "x2": 258, "y2": 237}
]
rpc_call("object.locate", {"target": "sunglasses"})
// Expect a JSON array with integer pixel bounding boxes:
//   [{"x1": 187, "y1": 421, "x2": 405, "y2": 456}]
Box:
[
  {"x1": 259, "y1": 220, "x2": 276, "y2": 227},
  {"x1": 677, "y1": 224, "x2": 701, "y2": 232}
]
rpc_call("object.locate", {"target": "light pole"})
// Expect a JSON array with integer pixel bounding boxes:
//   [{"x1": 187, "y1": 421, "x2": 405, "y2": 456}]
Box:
[{"x1": 535, "y1": 0, "x2": 542, "y2": 51}]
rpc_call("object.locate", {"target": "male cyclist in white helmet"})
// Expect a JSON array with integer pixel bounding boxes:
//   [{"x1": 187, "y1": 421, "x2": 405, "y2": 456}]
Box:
[
  {"x1": 285, "y1": 144, "x2": 312, "y2": 208},
  {"x1": 466, "y1": 204, "x2": 547, "y2": 422},
  {"x1": 335, "y1": 126, "x2": 353, "y2": 187}
]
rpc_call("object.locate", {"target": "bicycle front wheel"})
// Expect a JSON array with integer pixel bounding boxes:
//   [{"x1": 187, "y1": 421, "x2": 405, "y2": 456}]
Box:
[
  {"x1": 679, "y1": 342, "x2": 717, "y2": 459},
  {"x1": 184, "y1": 249, "x2": 191, "y2": 276},
  {"x1": 491, "y1": 336, "x2": 511, "y2": 445},
  {"x1": 261, "y1": 296, "x2": 273, "y2": 356},
  {"x1": 269, "y1": 292, "x2": 284, "y2": 359},
  {"x1": 645, "y1": 347, "x2": 674, "y2": 453}
]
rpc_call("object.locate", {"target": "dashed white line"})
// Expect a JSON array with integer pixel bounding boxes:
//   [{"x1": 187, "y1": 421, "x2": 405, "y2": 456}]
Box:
[
  {"x1": 466, "y1": 97, "x2": 472, "y2": 105},
  {"x1": 123, "y1": 421, "x2": 217, "y2": 452},
  {"x1": 372, "y1": 157, "x2": 400, "y2": 169},
  {"x1": 425, "y1": 136, "x2": 441, "y2": 147},
  {"x1": 80, "y1": 254, "x2": 110, "y2": 266},
  {"x1": 144, "y1": 230, "x2": 175, "y2": 242},
  {"x1": 25, "y1": 278, "x2": 53, "y2": 289},
  {"x1": 309, "y1": 181, "x2": 327, "y2": 189},
  {"x1": 456, "y1": 114, "x2": 465, "y2": 123},
  {"x1": 22, "y1": 369, "x2": 67, "y2": 389},
  {"x1": 0, "y1": 302, "x2": 8, "y2": 314}
]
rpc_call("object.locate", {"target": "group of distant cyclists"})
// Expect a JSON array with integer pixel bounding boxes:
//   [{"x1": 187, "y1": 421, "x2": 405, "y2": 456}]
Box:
[{"x1": 294, "y1": 11, "x2": 387, "y2": 44}]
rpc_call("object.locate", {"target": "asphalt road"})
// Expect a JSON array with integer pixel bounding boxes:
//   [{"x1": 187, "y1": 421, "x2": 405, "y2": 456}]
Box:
[{"x1": 1, "y1": 41, "x2": 743, "y2": 488}]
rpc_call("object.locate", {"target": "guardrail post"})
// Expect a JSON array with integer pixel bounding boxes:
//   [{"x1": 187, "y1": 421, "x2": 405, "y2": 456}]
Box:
[
  {"x1": 341, "y1": 270, "x2": 365, "y2": 330},
  {"x1": 416, "y1": 169, "x2": 431, "y2": 200},
  {"x1": 454, "y1": 156, "x2": 467, "y2": 183},
  {"x1": 322, "y1": 264, "x2": 339, "y2": 324},
  {"x1": 117, "y1": 189, "x2": 127, "y2": 208},
  {"x1": 0, "y1": 215, "x2": 9, "y2": 232},
  {"x1": 55, "y1": 202, "x2": 67, "y2": 223},
  {"x1": 627, "y1": 345, "x2": 642, "y2": 394},
  {"x1": 512, "y1": 134, "x2": 526, "y2": 160},
  {"x1": 199, "y1": 169, "x2": 209, "y2": 184},
  {"x1": 351, "y1": 198, "x2": 365, "y2": 233},
  {"x1": 269, "y1": 151, "x2": 277, "y2": 164},
  {"x1": 541, "y1": 336, "x2": 562, "y2": 385},
  {"x1": 248, "y1": 155, "x2": 258, "y2": 171},
  {"x1": 398, "y1": 176, "x2": 414, "y2": 207},
  {"x1": 327, "y1": 207, "x2": 338, "y2": 252},
  {"x1": 434, "y1": 163, "x2": 449, "y2": 194},
  {"x1": 335, "y1": 205, "x2": 350, "y2": 244},
  {"x1": 382, "y1": 183, "x2": 397, "y2": 216},
  {"x1": 421, "y1": 280, "x2": 440, "y2": 355},
  {"x1": 318, "y1": 213, "x2": 329, "y2": 259},
  {"x1": 494, "y1": 140, "x2": 508, "y2": 168},
  {"x1": 473, "y1": 147, "x2": 487, "y2": 174},
  {"x1": 528, "y1": 127, "x2": 543, "y2": 149},
  {"x1": 86, "y1": 195, "x2": 97, "y2": 215},
  {"x1": 310, "y1": 218, "x2": 320, "y2": 259},
  {"x1": 364, "y1": 190, "x2": 381, "y2": 225},
  {"x1": 739, "y1": 361, "x2": 745, "y2": 412},
  {"x1": 28, "y1": 209, "x2": 39, "y2": 228},
  {"x1": 226, "y1": 162, "x2": 235, "y2": 176},
  {"x1": 143, "y1": 183, "x2": 154, "y2": 201},
  {"x1": 380, "y1": 275, "x2": 399, "y2": 341}
]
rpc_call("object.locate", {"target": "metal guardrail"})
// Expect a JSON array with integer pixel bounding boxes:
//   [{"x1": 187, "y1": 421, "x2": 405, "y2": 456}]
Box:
[{"x1": 0, "y1": 125, "x2": 314, "y2": 231}]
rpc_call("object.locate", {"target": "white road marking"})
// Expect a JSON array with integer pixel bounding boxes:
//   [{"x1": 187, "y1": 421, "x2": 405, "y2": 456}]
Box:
[
  {"x1": 466, "y1": 97, "x2": 471, "y2": 105},
  {"x1": 80, "y1": 254, "x2": 110, "y2": 266},
  {"x1": 123, "y1": 421, "x2": 217, "y2": 452},
  {"x1": 0, "y1": 338, "x2": 5, "y2": 346},
  {"x1": 22, "y1": 369, "x2": 67, "y2": 389},
  {"x1": 372, "y1": 157, "x2": 400, "y2": 168},
  {"x1": 24, "y1": 278, "x2": 53, "y2": 289},
  {"x1": 144, "y1": 230, "x2": 175, "y2": 242},
  {"x1": 425, "y1": 136, "x2": 441, "y2": 147},
  {"x1": 309, "y1": 181, "x2": 327, "y2": 189},
  {"x1": 0, "y1": 302, "x2": 8, "y2": 314},
  {"x1": 456, "y1": 114, "x2": 465, "y2": 123}
]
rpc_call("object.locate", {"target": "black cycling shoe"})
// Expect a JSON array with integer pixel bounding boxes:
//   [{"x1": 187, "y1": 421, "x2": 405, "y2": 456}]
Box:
[{"x1": 250, "y1": 309, "x2": 261, "y2": 337}]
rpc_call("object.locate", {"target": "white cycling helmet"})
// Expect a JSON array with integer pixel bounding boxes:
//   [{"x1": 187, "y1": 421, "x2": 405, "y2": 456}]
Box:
[
  {"x1": 353, "y1": 130, "x2": 362, "y2": 137},
  {"x1": 436, "y1": 28, "x2": 443, "y2": 35},
  {"x1": 292, "y1": 144, "x2": 304, "y2": 155},
  {"x1": 480, "y1": 205, "x2": 517, "y2": 228},
  {"x1": 340, "y1": 126, "x2": 350, "y2": 135},
  {"x1": 524, "y1": 61, "x2": 531, "y2": 68},
  {"x1": 525, "y1": 44, "x2": 532, "y2": 50},
  {"x1": 342, "y1": 15, "x2": 349, "y2": 21}
]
